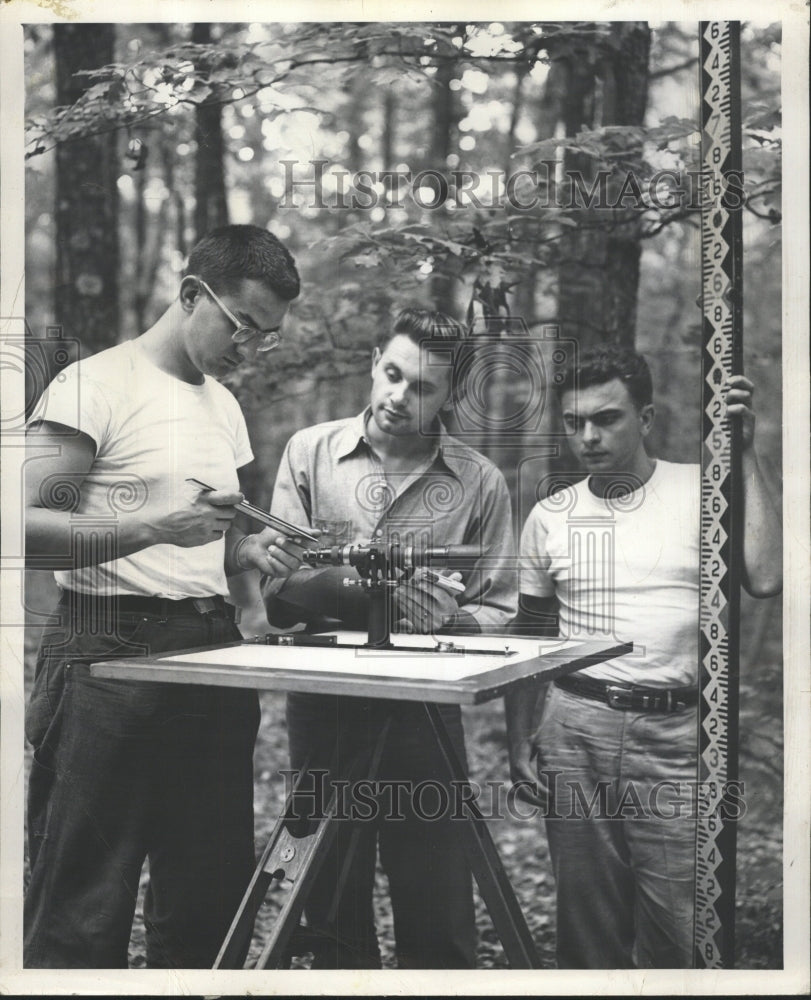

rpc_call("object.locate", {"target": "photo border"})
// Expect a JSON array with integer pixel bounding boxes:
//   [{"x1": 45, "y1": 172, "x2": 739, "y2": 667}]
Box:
[{"x1": 1, "y1": 1, "x2": 808, "y2": 995}]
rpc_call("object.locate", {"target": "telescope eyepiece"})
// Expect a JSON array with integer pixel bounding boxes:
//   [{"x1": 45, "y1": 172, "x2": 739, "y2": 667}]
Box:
[
  {"x1": 302, "y1": 544, "x2": 347, "y2": 566},
  {"x1": 301, "y1": 542, "x2": 481, "y2": 570}
]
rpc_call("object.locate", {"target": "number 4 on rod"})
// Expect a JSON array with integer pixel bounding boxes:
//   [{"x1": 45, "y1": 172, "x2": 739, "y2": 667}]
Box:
[{"x1": 696, "y1": 19, "x2": 744, "y2": 971}]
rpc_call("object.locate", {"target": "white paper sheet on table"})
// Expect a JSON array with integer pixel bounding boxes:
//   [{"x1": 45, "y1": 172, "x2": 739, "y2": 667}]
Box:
[{"x1": 157, "y1": 633, "x2": 576, "y2": 682}]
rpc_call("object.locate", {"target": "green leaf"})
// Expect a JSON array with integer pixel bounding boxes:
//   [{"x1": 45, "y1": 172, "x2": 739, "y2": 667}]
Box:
[{"x1": 185, "y1": 82, "x2": 213, "y2": 105}]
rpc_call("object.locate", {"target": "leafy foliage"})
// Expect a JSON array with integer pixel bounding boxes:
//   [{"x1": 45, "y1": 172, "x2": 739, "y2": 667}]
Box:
[
  {"x1": 24, "y1": 20, "x2": 783, "y2": 481},
  {"x1": 27, "y1": 22, "x2": 540, "y2": 157},
  {"x1": 25, "y1": 22, "x2": 781, "y2": 348}
]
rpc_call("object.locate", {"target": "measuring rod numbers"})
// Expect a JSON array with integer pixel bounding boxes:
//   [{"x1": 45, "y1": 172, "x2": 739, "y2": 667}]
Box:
[{"x1": 696, "y1": 19, "x2": 743, "y2": 970}]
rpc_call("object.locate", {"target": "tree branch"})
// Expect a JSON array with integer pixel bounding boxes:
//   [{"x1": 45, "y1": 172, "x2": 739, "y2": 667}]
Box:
[
  {"x1": 744, "y1": 203, "x2": 781, "y2": 222},
  {"x1": 649, "y1": 56, "x2": 699, "y2": 79}
]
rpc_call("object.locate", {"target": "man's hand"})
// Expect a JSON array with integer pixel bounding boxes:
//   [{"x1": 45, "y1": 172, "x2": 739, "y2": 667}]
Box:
[
  {"x1": 235, "y1": 527, "x2": 320, "y2": 577},
  {"x1": 151, "y1": 489, "x2": 242, "y2": 547},
  {"x1": 505, "y1": 678, "x2": 551, "y2": 810},
  {"x1": 508, "y1": 741, "x2": 550, "y2": 810},
  {"x1": 724, "y1": 374, "x2": 756, "y2": 450},
  {"x1": 393, "y1": 568, "x2": 462, "y2": 633}
]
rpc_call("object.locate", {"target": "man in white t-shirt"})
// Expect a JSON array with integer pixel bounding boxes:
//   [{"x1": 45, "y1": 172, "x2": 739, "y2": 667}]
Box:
[
  {"x1": 506, "y1": 346, "x2": 781, "y2": 968},
  {"x1": 24, "y1": 225, "x2": 305, "y2": 968}
]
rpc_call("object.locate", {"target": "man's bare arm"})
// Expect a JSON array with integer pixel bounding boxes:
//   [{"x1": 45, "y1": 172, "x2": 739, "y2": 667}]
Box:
[
  {"x1": 25, "y1": 421, "x2": 240, "y2": 569},
  {"x1": 504, "y1": 594, "x2": 560, "y2": 807},
  {"x1": 725, "y1": 377, "x2": 783, "y2": 597}
]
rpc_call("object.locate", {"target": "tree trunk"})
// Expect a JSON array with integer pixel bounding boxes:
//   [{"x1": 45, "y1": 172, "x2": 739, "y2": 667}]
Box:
[
  {"x1": 429, "y1": 51, "x2": 458, "y2": 314},
  {"x1": 430, "y1": 56, "x2": 455, "y2": 167},
  {"x1": 381, "y1": 90, "x2": 396, "y2": 171},
  {"x1": 344, "y1": 73, "x2": 366, "y2": 175},
  {"x1": 506, "y1": 66, "x2": 537, "y2": 332},
  {"x1": 336, "y1": 70, "x2": 367, "y2": 231},
  {"x1": 133, "y1": 166, "x2": 148, "y2": 333},
  {"x1": 554, "y1": 22, "x2": 651, "y2": 352},
  {"x1": 54, "y1": 24, "x2": 119, "y2": 354},
  {"x1": 135, "y1": 140, "x2": 171, "y2": 334},
  {"x1": 192, "y1": 23, "x2": 228, "y2": 242}
]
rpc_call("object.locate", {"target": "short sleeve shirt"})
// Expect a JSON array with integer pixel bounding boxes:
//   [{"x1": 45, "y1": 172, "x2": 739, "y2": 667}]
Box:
[
  {"x1": 519, "y1": 460, "x2": 700, "y2": 686},
  {"x1": 31, "y1": 339, "x2": 253, "y2": 598}
]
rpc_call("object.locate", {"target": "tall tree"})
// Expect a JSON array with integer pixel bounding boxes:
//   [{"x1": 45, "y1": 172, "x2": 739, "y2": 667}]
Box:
[
  {"x1": 192, "y1": 23, "x2": 229, "y2": 241},
  {"x1": 429, "y1": 41, "x2": 460, "y2": 314},
  {"x1": 381, "y1": 90, "x2": 397, "y2": 173},
  {"x1": 54, "y1": 24, "x2": 119, "y2": 354},
  {"x1": 551, "y1": 21, "x2": 652, "y2": 350}
]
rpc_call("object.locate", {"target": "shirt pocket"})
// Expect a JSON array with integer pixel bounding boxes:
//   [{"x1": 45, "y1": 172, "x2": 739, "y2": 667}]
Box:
[{"x1": 312, "y1": 518, "x2": 353, "y2": 546}]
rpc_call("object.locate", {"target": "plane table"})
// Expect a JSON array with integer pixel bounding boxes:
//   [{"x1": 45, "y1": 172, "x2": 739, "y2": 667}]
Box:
[{"x1": 90, "y1": 631, "x2": 631, "y2": 969}]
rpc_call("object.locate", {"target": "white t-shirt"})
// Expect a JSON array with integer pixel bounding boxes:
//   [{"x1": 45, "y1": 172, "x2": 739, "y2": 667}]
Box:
[
  {"x1": 33, "y1": 339, "x2": 253, "y2": 599},
  {"x1": 519, "y1": 460, "x2": 700, "y2": 686}
]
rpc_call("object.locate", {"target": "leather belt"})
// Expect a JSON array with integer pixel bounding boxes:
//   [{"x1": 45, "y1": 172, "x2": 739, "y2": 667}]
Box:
[
  {"x1": 60, "y1": 591, "x2": 235, "y2": 620},
  {"x1": 554, "y1": 673, "x2": 697, "y2": 712}
]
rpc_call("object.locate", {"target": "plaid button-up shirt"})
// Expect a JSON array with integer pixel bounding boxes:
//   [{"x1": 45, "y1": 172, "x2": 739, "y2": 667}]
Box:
[{"x1": 263, "y1": 409, "x2": 517, "y2": 631}]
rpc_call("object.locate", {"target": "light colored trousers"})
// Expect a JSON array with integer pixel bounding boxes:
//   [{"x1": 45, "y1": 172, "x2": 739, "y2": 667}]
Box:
[{"x1": 535, "y1": 683, "x2": 697, "y2": 968}]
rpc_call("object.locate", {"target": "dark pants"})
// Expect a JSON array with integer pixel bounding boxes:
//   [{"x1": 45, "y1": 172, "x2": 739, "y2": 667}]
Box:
[
  {"x1": 286, "y1": 692, "x2": 477, "y2": 969},
  {"x1": 24, "y1": 594, "x2": 260, "y2": 969}
]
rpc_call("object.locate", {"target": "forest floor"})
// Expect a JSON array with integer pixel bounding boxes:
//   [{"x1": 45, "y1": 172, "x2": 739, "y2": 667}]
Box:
[{"x1": 20, "y1": 576, "x2": 784, "y2": 972}]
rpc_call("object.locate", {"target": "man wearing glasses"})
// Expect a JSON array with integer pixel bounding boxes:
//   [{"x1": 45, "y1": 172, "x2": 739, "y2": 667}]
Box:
[{"x1": 24, "y1": 225, "x2": 302, "y2": 968}]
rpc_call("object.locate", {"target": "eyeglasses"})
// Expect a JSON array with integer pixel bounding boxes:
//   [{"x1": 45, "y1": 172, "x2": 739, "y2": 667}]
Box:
[{"x1": 194, "y1": 276, "x2": 282, "y2": 353}]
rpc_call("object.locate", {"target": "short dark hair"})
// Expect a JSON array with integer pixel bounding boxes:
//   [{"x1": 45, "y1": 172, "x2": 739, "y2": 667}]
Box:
[
  {"x1": 185, "y1": 224, "x2": 300, "y2": 301},
  {"x1": 379, "y1": 308, "x2": 468, "y2": 404},
  {"x1": 378, "y1": 307, "x2": 467, "y2": 351},
  {"x1": 555, "y1": 345, "x2": 653, "y2": 410}
]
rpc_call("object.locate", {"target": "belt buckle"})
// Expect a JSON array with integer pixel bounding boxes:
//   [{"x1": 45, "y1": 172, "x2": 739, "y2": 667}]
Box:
[
  {"x1": 192, "y1": 597, "x2": 218, "y2": 616},
  {"x1": 606, "y1": 685, "x2": 634, "y2": 710}
]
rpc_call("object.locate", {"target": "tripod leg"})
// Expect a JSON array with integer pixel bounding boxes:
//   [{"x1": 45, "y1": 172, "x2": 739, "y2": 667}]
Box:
[
  {"x1": 255, "y1": 715, "x2": 392, "y2": 970},
  {"x1": 422, "y1": 701, "x2": 542, "y2": 969},
  {"x1": 214, "y1": 716, "x2": 392, "y2": 970},
  {"x1": 213, "y1": 763, "x2": 322, "y2": 969}
]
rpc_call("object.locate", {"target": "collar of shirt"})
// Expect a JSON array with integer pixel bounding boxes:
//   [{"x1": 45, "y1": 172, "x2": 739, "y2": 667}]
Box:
[{"x1": 335, "y1": 407, "x2": 468, "y2": 481}]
